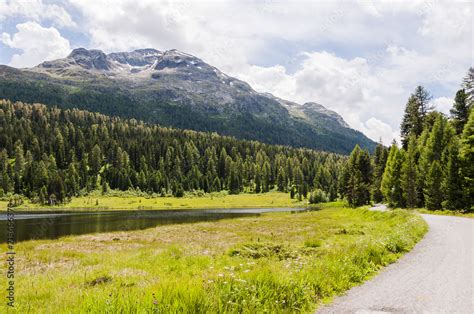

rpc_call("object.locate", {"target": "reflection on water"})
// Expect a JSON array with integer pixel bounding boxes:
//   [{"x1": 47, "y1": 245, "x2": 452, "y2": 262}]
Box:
[{"x1": 0, "y1": 207, "x2": 305, "y2": 243}]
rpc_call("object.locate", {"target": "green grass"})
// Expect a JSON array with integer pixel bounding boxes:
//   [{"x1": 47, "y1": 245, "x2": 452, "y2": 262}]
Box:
[
  {"x1": 3, "y1": 191, "x2": 307, "y2": 211},
  {"x1": 0, "y1": 205, "x2": 427, "y2": 313}
]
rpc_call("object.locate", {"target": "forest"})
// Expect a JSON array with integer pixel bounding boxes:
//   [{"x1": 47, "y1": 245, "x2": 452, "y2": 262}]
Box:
[
  {"x1": 0, "y1": 69, "x2": 472, "y2": 211},
  {"x1": 0, "y1": 99, "x2": 344, "y2": 205},
  {"x1": 342, "y1": 68, "x2": 473, "y2": 211}
]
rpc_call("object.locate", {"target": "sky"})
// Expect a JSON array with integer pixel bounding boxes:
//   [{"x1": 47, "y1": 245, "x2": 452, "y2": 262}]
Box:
[{"x1": 0, "y1": 0, "x2": 472, "y2": 144}]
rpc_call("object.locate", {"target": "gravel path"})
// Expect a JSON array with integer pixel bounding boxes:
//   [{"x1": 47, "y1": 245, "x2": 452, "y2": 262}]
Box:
[{"x1": 318, "y1": 211, "x2": 474, "y2": 313}]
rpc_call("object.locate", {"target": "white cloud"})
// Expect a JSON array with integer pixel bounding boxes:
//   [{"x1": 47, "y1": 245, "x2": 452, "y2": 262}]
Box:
[
  {"x1": 432, "y1": 97, "x2": 454, "y2": 115},
  {"x1": 60, "y1": 0, "x2": 470, "y2": 145},
  {"x1": 1, "y1": 22, "x2": 71, "y2": 68},
  {"x1": 1, "y1": 0, "x2": 470, "y2": 145},
  {"x1": 235, "y1": 51, "x2": 403, "y2": 144},
  {"x1": 362, "y1": 118, "x2": 399, "y2": 145},
  {"x1": 0, "y1": 0, "x2": 75, "y2": 28}
]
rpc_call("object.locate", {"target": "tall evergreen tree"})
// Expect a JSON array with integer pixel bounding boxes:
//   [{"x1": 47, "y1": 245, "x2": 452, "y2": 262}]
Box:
[
  {"x1": 463, "y1": 67, "x2": 474, "y2": 105},
  {"x1": 414, "y1": 85, "x2": 433, "y2": 118},
  {"x1": 424, "y1": 161, "x2": 443, "y2": 210},
  {"x1": 381, "y1": 142, "x2": 405, "y2": 207},
  {"x1": 228, "y1": 162, "x2": 241, "y2": 194},
  {"x1": 401, "y1": 96, "x2": 423, "y2": 148},
  {"x1": 343, "y1": 145, "x2": 372, "y2": 207},
  {"x1": 400, "y1": 86, "x2": 433, "y2": 148},
  {"x1": 401, "y1": 136, "x2": 418, "y2": 208},
  {"x1": 442, "y1": 138, "x2": 464, "y2": 209},
  {"x1": 276, "y1": 167, "x2": 286, "y2": 192},
  {"x1": 459, "y1": 110, "x2": 474, "y2": 209},
  {"x1": 450, "y1": 89, "x2": 470, "y2": 135},
  {"x1": 419, "y1": 115, "x2": 448, "y2": 176},
  {"x1": 371, "y1": 141, "x2": 388, "y2": 202}
]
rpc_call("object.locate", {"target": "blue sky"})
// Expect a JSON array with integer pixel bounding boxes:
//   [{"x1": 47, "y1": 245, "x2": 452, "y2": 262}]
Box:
[{"x1": 0, "y1": 0, "x2": 472, "y2": 144}]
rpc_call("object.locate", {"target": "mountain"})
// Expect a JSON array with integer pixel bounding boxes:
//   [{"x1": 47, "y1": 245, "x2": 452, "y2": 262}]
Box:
[{"x1": 0, "y1": 48, "x2": 376, "y2": 154}]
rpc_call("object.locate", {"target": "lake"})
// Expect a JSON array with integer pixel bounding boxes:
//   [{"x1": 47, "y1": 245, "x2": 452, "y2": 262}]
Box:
[{"x1": 0, "y1": 207, "x2": 307, "y2": 243}]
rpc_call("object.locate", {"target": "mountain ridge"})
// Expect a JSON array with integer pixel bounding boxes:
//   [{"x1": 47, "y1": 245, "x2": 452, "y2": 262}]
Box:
[{"x1": 0, "y1": 47, "x2": 376, "y2": 154}]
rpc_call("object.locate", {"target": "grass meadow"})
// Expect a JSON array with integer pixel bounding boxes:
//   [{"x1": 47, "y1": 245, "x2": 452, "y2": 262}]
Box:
[
  {"x1": 0, "y1": 205, "x2": 427, "y2": 313},
  {"x1": 1, "y1": 191, "x2": 305, "y2": 211}
]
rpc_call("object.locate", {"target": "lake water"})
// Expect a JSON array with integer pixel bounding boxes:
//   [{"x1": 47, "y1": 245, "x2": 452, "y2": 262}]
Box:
[{"x1": 0, "y1": 207, "x2": 306, "y2": 243}]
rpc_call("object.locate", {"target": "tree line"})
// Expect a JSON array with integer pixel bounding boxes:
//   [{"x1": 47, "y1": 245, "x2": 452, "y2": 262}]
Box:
[
  {"x1": 0, "y1": 100, "x2": 344, "y2": 205},
  {"x1": 341, "y1": 68, "x2": 473, "y2": 211}
]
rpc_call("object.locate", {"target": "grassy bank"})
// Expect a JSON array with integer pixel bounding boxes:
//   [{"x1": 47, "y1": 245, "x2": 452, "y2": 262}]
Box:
[
  {"x1": 1, "y1": 205, "x2": 427, "y2": 313},
  {"x1": 1, "y1": 191, "x2": 307, "y2": 211}
]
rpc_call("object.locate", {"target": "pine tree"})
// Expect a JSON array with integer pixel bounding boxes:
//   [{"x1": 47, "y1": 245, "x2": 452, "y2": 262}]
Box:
[
  {"x1": 14, "y1": 142, "x2": 25, "y2": 176},
  {"x1": 450, "y1": 89, "x2": 470, "y2": 135},
  {"x1": 0, "y1": 150, "x2": 12, "y2": 194},
  {"x1": 371, "y1": 141, "x2": 388, "y2": 202},
  {"x1": 459, "y1": 110, "x2": 474, "y2": 209},
  {"x1": 442, "y1": 138, "x2": 464, "y2": 210},
  {"x1": 90, "y1": 145, "x2": 102, "y2": 175},
  {"x1": 344, "y1": 145, "x2": 372, "y2": 207},
  {"x1": 381, "y1": 142, "x2": 404, "y2": 207},
  {"x1": 424, "y1": 161, "x2": 443, "y2": 210},
  {"x1": 414, "y1": 85, "x2": 433, "y2": 118},
  {"x1": 401, "y1": 96, "x2": 423, "y2": 148},
  {"x1": 212, "y1": 177, "x2": 221, "y2": 192},
  {"x1": 218, "y1": 148, "x2": 227, "y2": 179},
  {"x1": 381, "y1": 142, "x2": 397, "y2": 201},
  {"x1": 228, "y1": 162, "x2": 241, "y2": 194},
  {"x1": 277, "y1": 167, "x2": 286, "y2": 191},
  {"x1": 401, "y1": 136, "x2": 418, "y2": 208},
  {"x1": 463, "y1": 67, "x2": 474, "y2": 105},
  {"x1": 419, "y1": 115, "x2": 448, "y2": 176},
  {"x1": 293, "y1": 166, "x2": 304, "y2": 196},
  {"x1": 400, "y1": 86, "x2": 433, "y2": 148}
]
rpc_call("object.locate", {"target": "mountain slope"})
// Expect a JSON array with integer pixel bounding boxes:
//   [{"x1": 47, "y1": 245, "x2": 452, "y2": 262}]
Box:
[{"x1": 0, "y1": 48, "x2": 376, "y2": 154}]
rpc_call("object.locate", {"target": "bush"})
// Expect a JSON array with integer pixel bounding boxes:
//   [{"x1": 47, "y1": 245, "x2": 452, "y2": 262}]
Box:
[{"x1": 309, "y1": 189, "x2": 328, "y2": 204}]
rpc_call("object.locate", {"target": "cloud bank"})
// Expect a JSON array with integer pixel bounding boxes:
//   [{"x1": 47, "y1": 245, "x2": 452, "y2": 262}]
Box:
[{"x1": 0, "y1": 0, "x2": 471, "y2": 144}]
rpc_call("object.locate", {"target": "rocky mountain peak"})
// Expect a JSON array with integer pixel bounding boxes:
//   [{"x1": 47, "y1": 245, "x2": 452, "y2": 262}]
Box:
[
  {"x1": 108, "y1": 48, "x2": 162, "y2": 66},
  {"x1": 302, "y1": 102, "x2": 349, "y2": 128},
  {"x1": 67, "y1": 48, "x2": 110, "y2": 70},
  {"x1": 2, "y1": 46, "x2": 377, "y2": 153}
]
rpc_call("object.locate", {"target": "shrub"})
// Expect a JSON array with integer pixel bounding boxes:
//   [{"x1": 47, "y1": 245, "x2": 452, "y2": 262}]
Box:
[{"x1": 309, "y1": 189, "x2": 328, "y2": 204}]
